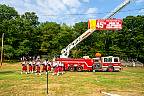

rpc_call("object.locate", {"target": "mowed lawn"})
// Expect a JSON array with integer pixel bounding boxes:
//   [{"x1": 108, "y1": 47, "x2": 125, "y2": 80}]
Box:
[{"x1": 0, "y1": 63, "x2": 144, "y2": 96}]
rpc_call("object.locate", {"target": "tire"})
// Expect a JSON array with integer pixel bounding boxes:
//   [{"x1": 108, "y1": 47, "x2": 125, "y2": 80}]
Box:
[
  {"x1": 92, "y1": 64, "x2": 96, "y2": 70},
  {"x1": 92, "y1": 63, "x2": 101, "y2": 70},
  {"x1": 107, "y1": 66, "x2": 114, "y2": 72},
  {"x1": 68, "y1": 65, "x2": 75, "y2": 72},
  {"x1": 76, "y1": 66, "x2": 83, "y2": 72}
]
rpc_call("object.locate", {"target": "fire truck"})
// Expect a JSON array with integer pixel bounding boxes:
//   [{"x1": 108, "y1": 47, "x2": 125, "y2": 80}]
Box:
[
  {"x1": 55, "y1": 56, "x2": 121, "y2": 72},
  {"x1": 60, "y1": 0, "x2": 132, "y2": 59},
  {"x1": 53, "y1": 0, "x2": 132, "y2": 72}
]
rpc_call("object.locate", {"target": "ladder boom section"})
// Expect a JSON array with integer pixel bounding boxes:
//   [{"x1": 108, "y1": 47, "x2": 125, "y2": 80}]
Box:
[
  {"x1": 103, "y1": 0, "x2": 131, "y2": 19},
  {"x1": 60, "y1": 29, "x2": 95, "y2": 58},
  {"x1": 60, "y1": 0, "x2": 132, "y2": 58}
]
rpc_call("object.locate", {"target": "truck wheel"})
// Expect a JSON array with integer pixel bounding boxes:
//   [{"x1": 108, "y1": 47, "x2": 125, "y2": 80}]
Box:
[
  {"x1": 76, "y1": 66, "x2": 83, "y2": 72},
  {"x1": 68, "y1": 66, "x2": 75, "y2": 72},
  {"x1": 107, "y1": 67, "x2": 114, "y2": 72},
  {"x1": 92, "y1": 64, "x2": 97, "y2": 70}
]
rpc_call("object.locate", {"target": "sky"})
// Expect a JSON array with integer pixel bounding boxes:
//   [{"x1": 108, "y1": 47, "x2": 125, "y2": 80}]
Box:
[{"x1": 0, "y1": 0, "x2": 144, "y2": 25}]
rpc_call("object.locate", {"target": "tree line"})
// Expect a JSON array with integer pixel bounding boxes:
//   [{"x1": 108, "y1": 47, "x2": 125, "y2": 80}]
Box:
[{"x1": 0, "y1": 4, "x2": 144, "y2": 63}]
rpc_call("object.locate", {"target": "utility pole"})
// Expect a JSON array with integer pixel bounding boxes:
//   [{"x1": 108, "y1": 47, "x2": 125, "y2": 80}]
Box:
[
  {"x1": 1, "y1": 33, "x2": 4, "y2": 66},
  {"x1": 47, "y1": 69, "x2": 48, "y2": 94}
]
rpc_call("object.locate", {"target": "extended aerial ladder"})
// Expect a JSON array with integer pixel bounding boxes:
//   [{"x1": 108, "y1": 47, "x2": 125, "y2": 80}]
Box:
[{"x1": 60, "y1": 0, "x2": 132, "y2": 58}]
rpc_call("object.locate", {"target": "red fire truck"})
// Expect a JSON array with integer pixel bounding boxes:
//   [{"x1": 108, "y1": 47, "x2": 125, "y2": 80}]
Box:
[
  {"x1": 54, "y1": 1, "x2": 131, "y2": 72},
  {"x1": 55, "y1": 56, "x2": 122, "y2": 72}
]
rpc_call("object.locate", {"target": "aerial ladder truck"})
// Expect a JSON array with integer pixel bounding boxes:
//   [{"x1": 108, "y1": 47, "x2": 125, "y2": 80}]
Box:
[
  {"x1": 55, "y1": 0, "x2": 132, "y2": 72},
  {"x1": 60, "y1": 0, "x2": 132, "y2": 58}
]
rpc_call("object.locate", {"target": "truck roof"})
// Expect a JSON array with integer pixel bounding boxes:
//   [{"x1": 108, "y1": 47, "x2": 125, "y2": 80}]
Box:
[{"x1": 56, "y1": 58, "x2": 92, "y2": 61}]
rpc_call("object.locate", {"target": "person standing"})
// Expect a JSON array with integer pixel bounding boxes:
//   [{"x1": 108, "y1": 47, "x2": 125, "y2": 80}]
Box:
[
  {"x1": 32, "y1": 60, "x2": 36, "y2": 73},
  {"x1": 28, "y1": 60, "x2": 33, "y2": 73},
  {"x1": 47, "y1": 61, "x2": 52, "y2": 72},
  {"x1": 21, "y1": 60, "x2": 27, "y2": 74},
  {"x1": 52, "y1": 61, "x2": 58, "y2": 75},
  {"x1": 42, "y1": 59, "x2": 48, "y2": 74},
  {"x1": 36, "y1": 58, "x2": 41, "y2": 75}
]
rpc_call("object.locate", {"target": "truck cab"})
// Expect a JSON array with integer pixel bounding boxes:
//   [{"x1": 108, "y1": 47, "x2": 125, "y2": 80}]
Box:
[
  {"x1": 92, "y1": 58, "x2": 102, "y2": 71},
  {"x1": 92, "y1": 56, "x2": 121, "y2": 72}
]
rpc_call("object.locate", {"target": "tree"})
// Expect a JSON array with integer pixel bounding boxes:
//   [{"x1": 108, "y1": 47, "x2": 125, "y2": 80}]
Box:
[
  {"x1": 0, "y1": 4, "x2": 18, "y2": 21},
  {"x1": 3, "y1": 45, "x2": 15, "y2": 60},
  {"x1": 0, "y1": 4, "x2": 144, "y2": 63}
]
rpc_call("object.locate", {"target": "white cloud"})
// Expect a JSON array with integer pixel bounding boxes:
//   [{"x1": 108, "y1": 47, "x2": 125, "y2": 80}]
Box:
[
  {"x1": 139, "y1": 9, "x2": 144, "y2": 14},
  {"x1": 35, "y1": 0, "x2": 84, "y2": 23},
  {"x1": 24, "y1": 1, "x2": 37, "y2": 12},
  {"x1": 0, "y1": 0, "x2": 98, "y2": 25},
  {"x1": 0, "y1": 0, "x2": 24, "y2": 7},
  {"x1": 48, "y1": 0, "x2": 66, "y2": 12},
  {"x1": 86, "y1": 8, "x2": 97, "y2": 13},
  {"x1": 0, "y1": 0, "x2": 26, "y2": 14},
  {"x1": 23, "y1": 0, "x2": 32, "y2": 3},
  {"x1": 36, "y1": 0, "x2": 46, "y2": 7},
  {"x1": 35, "y1": 0, "x2": 82, "y2": 16},
  {"x1": 136, "y1": 0, "x2": 144, "y2": 3},
  {"x1": 62, "y1": 0, "x2": 81, "y2": 8},
  {"x1": 85, "y1": 8, "x2": 98, "y2": 19},
  {"x1": 36, "y1": 0, "x2": 65, "y2": 15},
  {"x1": 81, "y1": 0, "x2": 90, "y2": 3}
]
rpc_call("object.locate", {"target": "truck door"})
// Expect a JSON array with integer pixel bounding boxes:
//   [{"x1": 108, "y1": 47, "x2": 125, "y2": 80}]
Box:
[{"x1": 92, "y1": 58, "x2": 102, "y2": 70}]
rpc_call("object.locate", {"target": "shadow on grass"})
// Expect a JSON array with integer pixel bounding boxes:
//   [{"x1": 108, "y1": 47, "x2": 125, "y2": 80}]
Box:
[
  {"x1": 4, "y1": 60, "x2": 20, "y2": 64},
  {"x1": 0, "y1": 71, "x2": 15, "y2": 74}
]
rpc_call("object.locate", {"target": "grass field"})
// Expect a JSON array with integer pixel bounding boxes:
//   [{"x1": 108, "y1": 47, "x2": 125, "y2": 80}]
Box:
[{"x1": 0, "y1": 63, "x2": 144, "y2": 96}]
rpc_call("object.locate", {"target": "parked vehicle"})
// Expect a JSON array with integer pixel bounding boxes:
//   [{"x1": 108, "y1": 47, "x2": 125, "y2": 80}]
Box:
[{"x1": 55, "y1": 56, "x2": 121, "y2": 72}]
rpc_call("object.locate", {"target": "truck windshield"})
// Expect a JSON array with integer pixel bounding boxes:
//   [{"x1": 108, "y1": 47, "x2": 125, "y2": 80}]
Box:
[
  {"x1": 94, "y1": 59, "x2": 99, "y2": 62},
  {"x1": 104, "y1": 58, "x2": 112, "y2": 62},
  {"x1": 114, "y1": 58, "x2": 119, "y2": 62}
]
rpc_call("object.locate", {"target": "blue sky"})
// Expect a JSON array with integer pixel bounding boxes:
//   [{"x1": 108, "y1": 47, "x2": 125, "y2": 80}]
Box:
[{"x1": 0, "y1": 0, "x2": 144, "y2": 25}]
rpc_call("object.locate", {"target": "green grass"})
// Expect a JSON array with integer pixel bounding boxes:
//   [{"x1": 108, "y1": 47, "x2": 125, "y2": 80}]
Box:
[{"x1": 0, "y1": 63, "x2": 144, "y2": 96}]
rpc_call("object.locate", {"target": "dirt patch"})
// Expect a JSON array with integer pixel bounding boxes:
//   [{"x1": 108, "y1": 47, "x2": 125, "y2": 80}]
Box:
[{"x1": 103, "y1": 90, "x2": 144, "y2": 96}]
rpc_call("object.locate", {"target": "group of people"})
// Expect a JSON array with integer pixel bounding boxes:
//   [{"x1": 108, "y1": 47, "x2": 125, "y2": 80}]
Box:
[{"x1": 21, "y1": 57, "x2": 64, "y2": 76}]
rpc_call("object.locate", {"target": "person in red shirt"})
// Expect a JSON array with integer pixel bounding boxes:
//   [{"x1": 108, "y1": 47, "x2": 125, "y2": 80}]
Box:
[
  {"x1": 47, "y1": 61, "x2": 52, "y2": 72},
  {"x1": 52, "y1": 61, "x2": 64, "y2": 76},
  {"x1": 21, "y1": 60, "x2": 27, "y2": 74},
  {"x1": 28, "y1": 61, "x2": 33, "y2": 73},
  {"x1": 52, "y1": 61, "x2": 59, "y2": 76},
  {"x1": 57, "y1": 61, "x2": 65, "y2": 75},
  {"x1": 42, "y1": 59, "x2": 48, "y2": 74},
  {"x1": 32, "y1": 60, "x2": 36, "y2": 73},
  {"x1": 35, "y1": 58, "x2": 41, "y2": 75}
]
